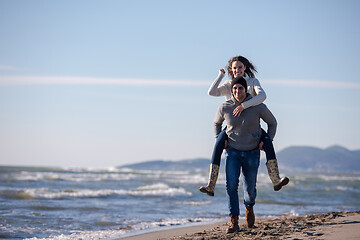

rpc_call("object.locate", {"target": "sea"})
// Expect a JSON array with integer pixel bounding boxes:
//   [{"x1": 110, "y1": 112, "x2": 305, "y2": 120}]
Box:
[{"x1": 1, "y1": 163, "x2": 360, "y2": 239}]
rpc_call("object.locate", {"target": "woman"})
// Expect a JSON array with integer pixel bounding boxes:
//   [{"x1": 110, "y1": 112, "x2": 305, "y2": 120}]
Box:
[
  {"x1": 214, "y1": 76, "x2": 277, "y2": 232},
  {"x1": 200, "y1": 56, "x2": 289, "y2": 196}
]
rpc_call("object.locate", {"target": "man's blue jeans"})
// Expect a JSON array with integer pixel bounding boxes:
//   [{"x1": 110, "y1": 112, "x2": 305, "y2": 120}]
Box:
[{"x1": 225, "y1": 148, "x2": 260, "y2": 217}]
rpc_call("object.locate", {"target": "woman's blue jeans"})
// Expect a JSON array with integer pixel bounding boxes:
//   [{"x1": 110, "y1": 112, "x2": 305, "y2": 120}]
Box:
[
  {"x1": 225, "y1": 148, "x2": 260, "y2": 217},
  {"x1": 211, "y1": 128, "x2": 275, "y2": 166}
]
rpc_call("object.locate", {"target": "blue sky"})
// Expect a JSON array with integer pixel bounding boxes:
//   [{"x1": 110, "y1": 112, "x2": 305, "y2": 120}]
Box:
[{"x1": 1, "y1": 0, "x2": 359, "y2": 168}]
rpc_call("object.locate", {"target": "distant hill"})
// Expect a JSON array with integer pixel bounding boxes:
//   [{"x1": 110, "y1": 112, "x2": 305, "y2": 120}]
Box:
[
  {"x1": 276, "y1": 145, "x2": 360, "y2": 172},
  {"x1": 118, "y1": 145, "x2": 360, "y2": 173},
  {"x1": 119, "y1": 158, "x2": 210, "y2": 171}
]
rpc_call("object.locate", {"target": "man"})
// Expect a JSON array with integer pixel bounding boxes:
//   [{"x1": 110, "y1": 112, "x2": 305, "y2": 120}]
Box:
[{"x1": 213, "y1": 76, "x2": 277, "y2": 233}]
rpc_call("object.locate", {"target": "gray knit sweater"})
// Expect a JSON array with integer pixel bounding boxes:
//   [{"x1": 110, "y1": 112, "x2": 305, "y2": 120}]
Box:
[{"x1": 214, "y1": 94, "x2": 277, "y2": 151}]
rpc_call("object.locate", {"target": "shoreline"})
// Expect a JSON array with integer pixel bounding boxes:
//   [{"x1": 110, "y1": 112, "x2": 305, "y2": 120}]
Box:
[
  {"x1": 117, "y1": 220, "x2": 225, "y2": 240},
  {"x1": 118, "y1": 211, "x2": 360, "y2": 240}
]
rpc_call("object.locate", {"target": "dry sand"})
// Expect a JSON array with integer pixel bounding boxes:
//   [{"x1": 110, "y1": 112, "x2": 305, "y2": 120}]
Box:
[{"x1": 119, "y1": 211, "x2": 360, "y2": 240}]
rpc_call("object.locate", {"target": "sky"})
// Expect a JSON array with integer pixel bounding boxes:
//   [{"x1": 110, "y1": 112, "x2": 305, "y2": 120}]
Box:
[{"x1": 1, "y1": 0, "x2": 360, "y2": 168}]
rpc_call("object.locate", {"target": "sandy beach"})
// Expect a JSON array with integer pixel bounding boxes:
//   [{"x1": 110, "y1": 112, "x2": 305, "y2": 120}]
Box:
[{"x1": 119, "y1": 211, "x2": 360, "y2": 240}]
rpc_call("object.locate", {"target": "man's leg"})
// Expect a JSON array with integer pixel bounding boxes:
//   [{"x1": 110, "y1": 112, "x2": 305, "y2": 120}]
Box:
[
  {"x1": 225, "y1": 148, "x2": 241, "y2": 233},
  {"x1": 242, "y1": 149, "x2": 260, "y2": 227}
]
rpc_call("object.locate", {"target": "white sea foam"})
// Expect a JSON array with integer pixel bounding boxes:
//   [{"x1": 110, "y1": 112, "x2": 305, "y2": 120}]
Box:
[
  {"x1": 281, "y1": 209, "x2": 299, "y2": 217},
  {"x1": 1, "y1": 170, "x2": 149, "y2": 182},
  {"x1": 166, "y1": 173, "x2": 218, "y2": 184},
  {"x1": 123, "y1": 217, "x2": 224, "y2": 239},
  {"x1": 181, "y1": 200, "x2": 212, "y2": 206},
  {"x1": 23, "y1": 217, "x2": 222, "y2": 240},
  {"x1": 335, "y1": 185, "x2": 360, "y2": 193},
  {"x1": 317, "y1": 174, "x2": 360, "y2": 181},
  {"x1": 2, "y1": 183, "x2": 192, "y2": 199},
  {"x1": 134, "y1": 183, "x2": 192, "y2": 197},
  {"x1": 0, "y1": 166, "x2": 231, "y2": 185},
  {"x1": 292, "y1": 174, "x2": 360, "y2": 182},
  {"x1": 24, "y1": 229, "x2": 127, "y2": 240},
  {"x1": 1, "y1": 167, "x2": 212, "y2": 184}
]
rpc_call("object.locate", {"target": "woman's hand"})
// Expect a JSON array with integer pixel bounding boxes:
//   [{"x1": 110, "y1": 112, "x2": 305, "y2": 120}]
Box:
[
  {"x1": 220, "y1": 68, "x2": 225, "y2": 74},
  {"x1": 259, "y1": 141, "x2": 264, "y2": 151},
  {"x1": 233, "y1": 104, "x2": 244, "y2": 117}
]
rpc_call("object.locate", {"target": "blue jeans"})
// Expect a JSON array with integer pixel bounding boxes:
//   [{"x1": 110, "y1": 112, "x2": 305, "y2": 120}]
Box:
[
  {"x1": 211, "y1": 127, "x2": 228, "y2": 165},
  {"x1": 211, "y1": 128, "x2": 275, "y2": 166},
  {"x1": 225, "y1": 148, "x2": 260, "y2": 217},
  {"x1": 260, "y1": 129, "x2": 276, "y2": 160}
]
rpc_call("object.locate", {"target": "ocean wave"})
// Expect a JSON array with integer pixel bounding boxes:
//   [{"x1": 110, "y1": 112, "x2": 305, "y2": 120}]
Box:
[
  {"x1": 0, "y1": 166, "x2": 276, "y2": 186},
  {"x1": 130, "y1": 217, "x2": 219, "y2": 231},
  {"x1": 290, "y1": 174, "x2": 360, "y2": 182},
  {"x1": 23, "y1": 217, "x2": 221, "y2": 240},
  {"x1": 0, "y1": 167, "x2": 209, "y2": 184},
  {"x1": 24, "y1": 229, "x2": 128, "y2": 240},
  {"x1": 134, "y1": 183, "x2": 192, "y2": 197},
  {"x1": 181, "y1": 200, "x2": 212, "y2": 206},
  {"x1": 332, "y1": 185, "x2": 360, "y2": 194},
  {"x1": 317, "y1": 174, "x2": 360, "y2": 181},
  {"x1": 1, "y1": 184, "x2": 192, "y2": 200},
  {"x1": 2, "y1": 190, "x2": 35, "y2": 200},
  {"x1": 0, "y1": 171, "x2": 141, "y2": 182}
]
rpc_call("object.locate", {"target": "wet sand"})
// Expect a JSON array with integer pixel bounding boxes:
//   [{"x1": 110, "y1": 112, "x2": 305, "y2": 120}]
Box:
[{"x1": 119, "y1": 211, "x2": 360, "y2": 240}]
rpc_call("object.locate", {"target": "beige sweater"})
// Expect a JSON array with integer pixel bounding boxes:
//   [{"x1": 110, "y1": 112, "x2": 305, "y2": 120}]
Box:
[{"x1": 208, "y1": 70, "x2": 267, "y2": 109}]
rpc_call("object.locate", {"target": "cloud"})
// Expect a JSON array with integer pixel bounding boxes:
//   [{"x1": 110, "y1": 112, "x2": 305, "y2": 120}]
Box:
[
  {"x1": 0, "y1": 76, "x2": 208, "y2": 87},
  {"x1": 263, "y1": 79, "x2": 360, "y2": 89},
  {"x1": 0, "y1": 75, "x2": 359, "y2": 89}
]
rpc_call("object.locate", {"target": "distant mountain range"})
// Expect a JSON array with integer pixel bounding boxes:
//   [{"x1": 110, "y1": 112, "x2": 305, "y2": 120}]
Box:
[
  {"x1": 119, "y1": 158, "x2": 210, "y2": 171},
  {"x1": 119, "y1": 145, "x2": 360, "y2": 173},
  {"x1": 276, "y1": 145, "x2": 360, "y2": 172}
]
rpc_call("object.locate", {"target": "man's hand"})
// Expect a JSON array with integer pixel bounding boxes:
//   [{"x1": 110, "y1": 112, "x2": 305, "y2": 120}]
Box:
[
  {"x1": 233, "y1": 104, "x2": 244, "y2": 117},
  {"x1": 224, "y1": 140, "x2": 228, "y2": 149},
  {"x1": 259, "y1": 141, "x2": 264, "y2": 151}
]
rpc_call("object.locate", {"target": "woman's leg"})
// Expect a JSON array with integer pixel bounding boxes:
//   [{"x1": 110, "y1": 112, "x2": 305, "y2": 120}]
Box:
[
  {"x1": 199, "y1": 128, "x2": 228, "y2": 196},
  {"x1": 260, "y1": 129, "x2": 276, "y2": 160},
  {"x1": 260, "y1": 129, "x2": 289, "y2": 191},
  {"x1": 211, "y1": 128, "x2": 228, "y2": 165}
]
